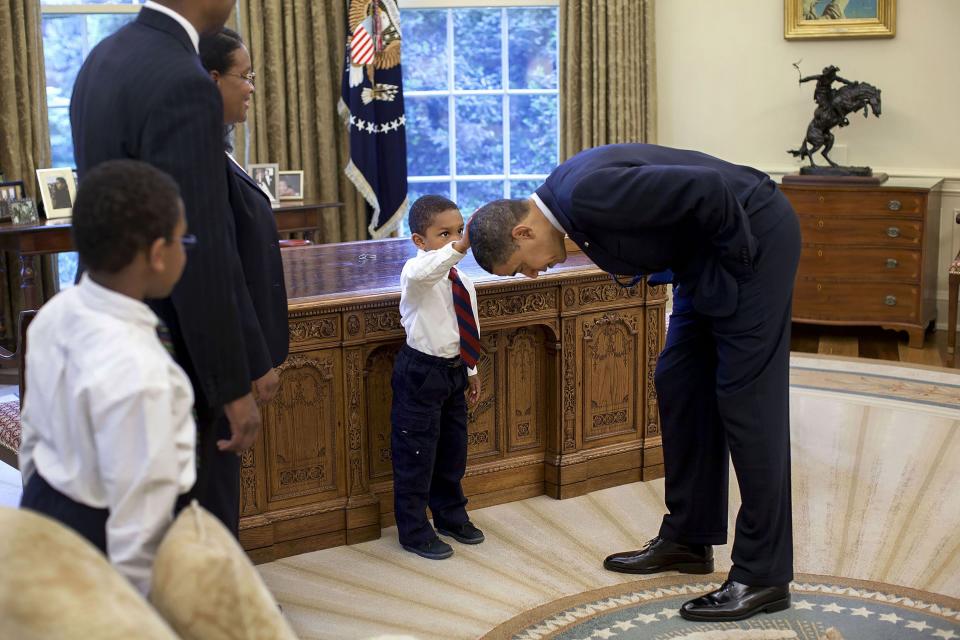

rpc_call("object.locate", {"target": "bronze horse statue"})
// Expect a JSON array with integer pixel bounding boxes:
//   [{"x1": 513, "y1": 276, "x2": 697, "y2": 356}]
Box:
[{"x1": 788, "y1": 81, "x2": 881, "y2": 168}]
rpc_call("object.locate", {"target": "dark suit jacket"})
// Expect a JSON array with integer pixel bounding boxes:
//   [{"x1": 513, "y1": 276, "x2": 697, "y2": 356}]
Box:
[
  {"x1": 536, "y1": 144, "x2": 785, "y2": 317},
  {"x1": 70, "y1": 8, "x2": 251, "y2": 409},
  {"x1": 227, "y1": 158, "x2": 289, "y2": 371}
]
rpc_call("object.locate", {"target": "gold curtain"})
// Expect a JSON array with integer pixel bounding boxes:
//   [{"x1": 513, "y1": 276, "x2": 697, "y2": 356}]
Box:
[
  {"x1": 237, "y1": 0, "x2": 366, "y2": 243},
  {"x1": 559, "y1": 0, "x2": 657, "y2": 160},
  {"x1": 0, "y1": 0, "x2": 56, "y2": 344}
]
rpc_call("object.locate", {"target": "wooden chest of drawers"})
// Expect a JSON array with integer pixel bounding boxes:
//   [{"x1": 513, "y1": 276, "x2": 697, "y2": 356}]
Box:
[{"x1": 779, "y1": 178, "x2": 943, "y2": 347}]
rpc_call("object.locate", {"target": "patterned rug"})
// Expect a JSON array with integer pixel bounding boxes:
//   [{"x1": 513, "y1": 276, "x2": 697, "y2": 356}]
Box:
[{"x1": 486, "y1": 573, "x2": 960, "y2": 640}]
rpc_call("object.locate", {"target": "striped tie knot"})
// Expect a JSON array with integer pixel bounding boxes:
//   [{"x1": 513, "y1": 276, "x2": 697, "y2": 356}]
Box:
[{"x1": 449, "y1": 267, "x2": 481, "y2": 368}]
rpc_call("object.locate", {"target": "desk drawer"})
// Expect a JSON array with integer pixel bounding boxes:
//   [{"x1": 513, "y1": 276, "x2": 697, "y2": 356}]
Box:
[
  {"x1": 793, "y1": 280, "x2": 919, "y2": 323},
  {"x1": 798, "y1": 214, "x2": 922, "y2": 246},
  {"x1": 798, "y1": 246, "x2": 921, "y2": 281},
  {"x1": 785, "y1": 189, "x2": 925, "y2": 217}
]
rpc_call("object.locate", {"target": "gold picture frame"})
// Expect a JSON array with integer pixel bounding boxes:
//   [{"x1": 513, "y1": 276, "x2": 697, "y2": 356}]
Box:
[{"x1": 785, "y1": 0, "x2": 895, "y2": 40}]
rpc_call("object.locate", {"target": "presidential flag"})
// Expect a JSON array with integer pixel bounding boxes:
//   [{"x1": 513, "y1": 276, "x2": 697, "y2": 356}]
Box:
[{"x1": 339, "y1": 0, "x2": 408, "y2": 238}]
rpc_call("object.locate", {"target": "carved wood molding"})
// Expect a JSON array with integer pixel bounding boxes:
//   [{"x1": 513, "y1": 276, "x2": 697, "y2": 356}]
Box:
[
  {"x1": 277, "y1": 354, "x2": 334, "y2": 379},
  {"x1": 240, "y1": 448, "x2": 258, "y2": 516},
  {"x1": 345, "y1": 349, "x2": 366, "y2": 494},
  {"x1": 645, "y1": 309, "x2": 661, "y2": 438},
  {"x1": 462, "y1": 452, "x2": 545, "y2": 477},
  {"x1": 239, "y1": 497, "x2": 350, "y2": 529},
  {"x1": 364, "y1": 309, "x2": 402, "y2": 336},
  {"x1": 288, "y1": 317, "x2": 339, "y2": 346},
  {"x1": 561, "y1": 320, "x2": 577, "y2": 451},
  {"x1": 477, "y1": 290, "x2": 557, "y2": 319},
  {"x1": 582, "y1": 312, "x2": 640, "y2": 341},
  {"x1": 545, "y1": 439, "x2": 644, "y2": 467}
]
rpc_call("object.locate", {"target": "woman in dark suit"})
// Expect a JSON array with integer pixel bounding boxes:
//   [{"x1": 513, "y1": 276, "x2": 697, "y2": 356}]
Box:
[{"x1": 200, "y1": 28, "x2": 289, "y2": 384}]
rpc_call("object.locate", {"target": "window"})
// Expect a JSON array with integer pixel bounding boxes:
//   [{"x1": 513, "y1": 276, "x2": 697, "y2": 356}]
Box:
[
  {"x1": 40, "y1": 1, "x2": 144, "y2": 288},
  {"x1": 400, "y1": 3, "x2": 559, "y2": 234}
]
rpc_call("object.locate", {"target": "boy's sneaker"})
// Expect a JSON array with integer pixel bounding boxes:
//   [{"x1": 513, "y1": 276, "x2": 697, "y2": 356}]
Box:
[
  {"x1": 436, "y1": 521, "x2": 485, "y2": 544},
  {"x1": 402, "y1": 537, "x2": 454, "y2": 560}
]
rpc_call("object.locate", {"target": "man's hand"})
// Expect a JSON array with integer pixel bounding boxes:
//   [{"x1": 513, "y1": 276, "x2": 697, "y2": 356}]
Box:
[
  {"x1": 253, "y1": 368, "x2": 280, "y2": 404},
  {"x1": 467, "y1": 374, "x2": 481, "y2": 407},
  {"x1": 453, "y1": 216, "x2": 472, "y2": 254},
  {"x1": 219, "y1": 392, "x2": 262, "y2": 453}
]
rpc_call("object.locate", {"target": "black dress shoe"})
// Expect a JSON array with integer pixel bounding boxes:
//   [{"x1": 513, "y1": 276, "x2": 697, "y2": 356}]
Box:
[
  {"x1": 603, "y1": 536, "x2": 714, "y2": 575},
  {"x1": 436, "y1": 521, "x2": 485, "y2": 544},
  {"x1": 680, "y1": 580, "x2": 790, "y2": 622},
  {"x1": 401, "y1": 537, "x2": 454, "y2": 560}
]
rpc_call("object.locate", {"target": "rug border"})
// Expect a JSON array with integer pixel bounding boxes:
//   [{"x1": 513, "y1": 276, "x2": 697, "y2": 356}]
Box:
[{"x1": 481, "y1": 572, "x2": 960, "y2": 640}]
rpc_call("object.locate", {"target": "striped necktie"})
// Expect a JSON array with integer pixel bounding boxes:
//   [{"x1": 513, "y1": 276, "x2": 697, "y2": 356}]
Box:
[
  {"x1": 448, "y1": 267, "x2": 480, "y2": 368},
  {"x1": 156, "y1": 320, "x2": 175, "y2": 356}
]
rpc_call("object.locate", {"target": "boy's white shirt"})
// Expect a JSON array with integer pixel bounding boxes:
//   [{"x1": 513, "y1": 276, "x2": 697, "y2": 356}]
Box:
[
  {"x1": 398, "y1": 241, "x2": 480, "y2": 376},
  {"x1": 19, "y1": 274, "x2": 196, "y2": 595}
]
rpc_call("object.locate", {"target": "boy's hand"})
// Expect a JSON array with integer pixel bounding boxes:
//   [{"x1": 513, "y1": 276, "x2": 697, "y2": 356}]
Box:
[
  {"x1": 453, "y1": 216, "x2": 472, "y2": 254},
  {"x1": 467, "y1": 374, "x2": 481, "y2": 407}
]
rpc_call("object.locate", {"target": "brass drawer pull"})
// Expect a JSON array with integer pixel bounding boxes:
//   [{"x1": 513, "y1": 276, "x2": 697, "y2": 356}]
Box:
[
  {"x1": 884, "y1": 295, "x2": 897, "y2": 306},
  {"x1": 886, "y1": 226, "x2": 900, "y2": 238},
  {"x1": 888, "y1": 200, "x2": 902, "y2": 211},
  {"x1": 885, "y1": 258, "x2": 898, "y2": 269},
  {"x1": 817, "y1": 219, "x2": 825, "y2": 229}
]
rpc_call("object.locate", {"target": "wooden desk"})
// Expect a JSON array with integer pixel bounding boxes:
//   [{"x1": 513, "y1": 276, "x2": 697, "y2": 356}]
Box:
[
  {"x1": 0, "y1": 199, "x2": 342, "y2": 317},
  {"x1": 241, "y1": 238, "x2": 667, "y2": 562}
]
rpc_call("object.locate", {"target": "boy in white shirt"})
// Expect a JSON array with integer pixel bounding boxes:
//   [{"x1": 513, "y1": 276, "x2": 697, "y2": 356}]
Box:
[
  {"x1": 393, "y1": 195, "x2": 484, "y2": 560},
  {"x1": 19, "y1": 159, "x2": 196, "y2": 595}
]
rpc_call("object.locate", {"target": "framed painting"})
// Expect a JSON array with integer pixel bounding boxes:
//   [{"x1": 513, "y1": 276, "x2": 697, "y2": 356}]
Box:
[{"x1": 785, "y1": 0, "x2": 896, "y2": 40}]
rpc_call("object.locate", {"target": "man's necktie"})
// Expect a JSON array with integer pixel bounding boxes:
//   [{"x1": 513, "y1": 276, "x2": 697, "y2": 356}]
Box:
[{"x1": 449, "y1": 267, "x2": 480, "y2": 368}]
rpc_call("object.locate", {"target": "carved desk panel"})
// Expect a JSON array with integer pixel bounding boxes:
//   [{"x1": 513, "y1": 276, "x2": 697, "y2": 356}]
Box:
[{"x1": 242, "y1": 238, "x2": 666, "y2": 562}]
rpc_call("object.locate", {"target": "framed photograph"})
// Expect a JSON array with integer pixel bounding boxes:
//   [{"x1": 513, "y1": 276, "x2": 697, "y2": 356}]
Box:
[
  {"x1": 248, "y1": 163, "x2": 280, "y2": 203},
  {"x1": 0, "y1": 180, "x2": 26, "y2": 204},
  {"x1": 785, "y1": 0, "x2": 895, "y2": 40},
  {"x1": 277, "y1": 170, "x2": 304, "y2": 201},
  {"x1": 36, "y1": 167, "x2": 77, "y2": 219},
  {"x1": 9, "y1": 198, "x2": 39, "y2": 225}
]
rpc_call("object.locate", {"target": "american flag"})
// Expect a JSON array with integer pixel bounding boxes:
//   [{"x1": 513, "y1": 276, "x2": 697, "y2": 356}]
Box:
[{"x1": 351, "y1": 21, "x2": 375, "y2": 66}]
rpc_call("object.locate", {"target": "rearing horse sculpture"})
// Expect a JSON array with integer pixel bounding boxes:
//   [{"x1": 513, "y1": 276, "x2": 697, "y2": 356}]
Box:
[{"x1": 788, "y1": 81, "x2": 882, "y2": 168}]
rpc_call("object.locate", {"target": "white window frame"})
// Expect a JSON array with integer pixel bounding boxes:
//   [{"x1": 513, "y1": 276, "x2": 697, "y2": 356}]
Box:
[{"x1": 400, "y1": 1, "x2": 560, "y2": 207}]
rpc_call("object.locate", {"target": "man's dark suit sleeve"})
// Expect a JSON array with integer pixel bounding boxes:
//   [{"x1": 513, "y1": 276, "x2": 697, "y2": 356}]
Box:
[
  {"x1": 571, "y1": 165, "x2": 758, "y2": 278},
  {"x1": 141, "y1": 74, "x2": 251, "y2": 407}
]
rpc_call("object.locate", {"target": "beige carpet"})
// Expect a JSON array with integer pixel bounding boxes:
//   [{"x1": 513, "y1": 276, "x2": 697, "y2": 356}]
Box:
[{"x1": 258, "y1": 355, "x2": 960, "y2": 639}]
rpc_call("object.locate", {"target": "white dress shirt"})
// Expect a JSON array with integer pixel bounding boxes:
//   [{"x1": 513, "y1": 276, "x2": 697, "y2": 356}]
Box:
[
  {"x1": 530, "y1": 192, "x2": 566, "y2": 234},
  {"x1": 19, "y1": 274, "x2": 196, "y2": 595},
  {"x1": 143, "y1": 1, "x2": 200, "y2": 53},
  {"x1": 399, "y1": 241, "x2": 480, "y2": 376}
]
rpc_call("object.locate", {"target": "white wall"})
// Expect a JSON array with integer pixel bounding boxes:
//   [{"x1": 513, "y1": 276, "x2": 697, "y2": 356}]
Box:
[{"x1": 656, "y1": 0, "x2": 960, "y2": 331}]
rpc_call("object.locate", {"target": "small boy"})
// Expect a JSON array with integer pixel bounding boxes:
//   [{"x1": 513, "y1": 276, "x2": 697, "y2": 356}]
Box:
[
  {"x1": 19, "y1": 159, "x2": 196, "y2": 595},
  {"x1": 392, "y1": 195, "x2": 484, "y2": 560}
]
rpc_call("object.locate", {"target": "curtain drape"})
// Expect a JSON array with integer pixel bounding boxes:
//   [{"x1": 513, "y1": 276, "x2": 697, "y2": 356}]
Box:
[
  {"x1": 0, "y1": 0, "x2": 56, "y2": 345},
  {"x1": 559, "y1": 0, "x2": 657, "y2": 160},
  {"x1": 237, "y1": 0, "x2": 366, "y2": 243}
]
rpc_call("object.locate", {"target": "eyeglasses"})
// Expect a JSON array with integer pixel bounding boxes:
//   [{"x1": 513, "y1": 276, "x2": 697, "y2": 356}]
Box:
[
  {"x1": 224, "y1": 71, "x2": 255, "y2": 86},
  {"x1": 181, "y1": 234, "x2": 198, "y2": 249}
]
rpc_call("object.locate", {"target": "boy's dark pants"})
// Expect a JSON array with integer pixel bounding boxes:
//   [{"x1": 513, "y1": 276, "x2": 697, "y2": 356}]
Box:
[{"x1": 391, "y1": 345, "x2": 470, "y2": 546}]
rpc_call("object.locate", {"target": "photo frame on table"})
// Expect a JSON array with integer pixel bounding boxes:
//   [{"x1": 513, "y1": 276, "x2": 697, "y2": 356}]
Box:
[
  {"x1": 0, "y1": 181, "x2": 26, "y2": 223},
  {"x1": 36, "y1": 167, "x2": 77, "y2": 220},
  {"x1": 785, "y1": 0, "x2": 895, "y2": 40},
  {"x1": 9, "y1": 199, "x2": 39, "y2": 225},
  {"x1": 277, "y1": 171, "x2": 304, "y2": 201},
  {"x1": 248, "y1": 163, "x2": 280, "y2": 203}
]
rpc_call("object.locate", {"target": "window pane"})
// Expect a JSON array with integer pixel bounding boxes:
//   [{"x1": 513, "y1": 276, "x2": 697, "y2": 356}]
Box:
[
  {"x1": 453, "y1": 9, "x2": 501, "y2": 90},
  {"x1": 510, "y1": 94, "x2": 557, "y2": 175},
  {"x1": 509, "y1": 179, "x2": 544, "y2": 199},
  {"x1": 42, "y1": 13, "x2": 136, "y2": 168},
  {"x1": 402, "y1": 180, "x2": 451, "y2": 236},
  {"x1": 57, "y1": 253, "x2": 79, "y2": 290},
  {"x1": 455, "y1": 95, "x2": 502, "y2": 175},
  {"x1": 507, "y1": 8, "x2": 558, "y2": 90},
  {"x1": 405, "y1": 96, "x2": 449, "y2": 176},
  {"x1": 456, "y1": 180, "x2": 504, "y2": 217},
  {"x1": 401, "y1": 9, "x2": 448, "y2": 91}
]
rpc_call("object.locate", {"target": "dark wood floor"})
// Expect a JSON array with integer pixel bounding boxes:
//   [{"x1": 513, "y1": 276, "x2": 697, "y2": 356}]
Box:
[{"x1": 790, "y1": 323, "x2": 957, "y2": 369}]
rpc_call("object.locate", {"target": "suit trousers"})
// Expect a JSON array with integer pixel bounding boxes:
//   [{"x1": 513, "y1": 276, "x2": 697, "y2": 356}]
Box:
[
  {"x1": 391, "y1": 345, "x2": 470, "y2": 546},
  {"x1": 187, "y1": 413, "x2": 241, "y2": 536},
  {"x1": 655, "y1": 196, "x2": 801, "y2": 587}
]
